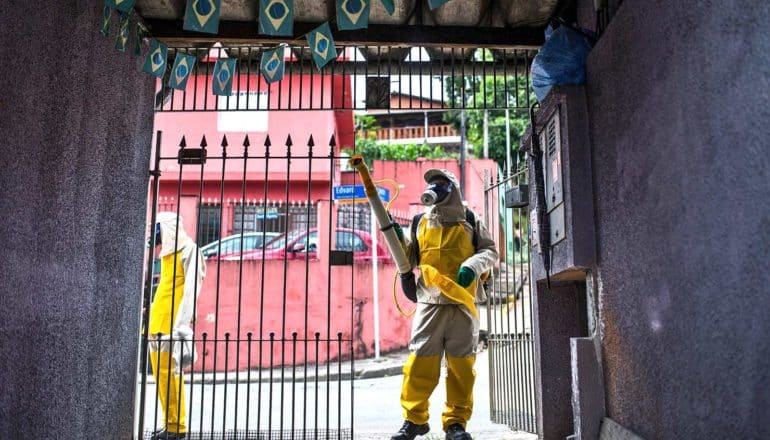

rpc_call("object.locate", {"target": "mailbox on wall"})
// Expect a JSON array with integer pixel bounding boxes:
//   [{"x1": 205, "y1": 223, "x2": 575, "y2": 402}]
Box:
[{"x1": 523, "y1": 85, "x2": 596, "y2": 282}]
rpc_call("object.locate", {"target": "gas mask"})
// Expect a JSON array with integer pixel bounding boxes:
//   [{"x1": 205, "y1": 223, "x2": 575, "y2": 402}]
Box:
[{"x1": 421, "y1": 179, "x2": 453, "y2": 206}]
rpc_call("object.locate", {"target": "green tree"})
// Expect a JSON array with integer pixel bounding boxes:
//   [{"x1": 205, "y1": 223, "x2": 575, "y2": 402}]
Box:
[
  {"x1": 343, "y1": 115, "x2": 456, "y2": 167},
  {"x1": 443, "y1": 50, "x2": 535, "y2": 171}
]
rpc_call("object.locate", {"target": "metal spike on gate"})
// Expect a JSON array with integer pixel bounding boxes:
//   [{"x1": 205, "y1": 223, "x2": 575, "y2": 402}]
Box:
[
  {"x1": 243, "y1": 134, "x2": 251, "y2": 147},
  {"x1": 179, "y1": 135, "x2": 187, "y2": 148},
  {"x1": 329, "y1": 134, "x2": 336, "y2": 147},
  {"x1": 285, "y1": 134, "x2": 293, "y2": 147},
  {"x1": 307, "y1": 134, "x2": 315, "y2": 147},
  {"x1": 201, "y1": 135, "x2": 208, "y2": 148},
  {"x1": 220, "y1": 134, "x2": 227, "y2": 148}
]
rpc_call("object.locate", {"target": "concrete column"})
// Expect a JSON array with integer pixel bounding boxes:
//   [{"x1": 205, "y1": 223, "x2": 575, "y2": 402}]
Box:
[
  {"x1": 0, "y1": 3, "x2": 155, "y2": 438},
  {"x1": 532, "y1": 281, "x2": 587, "y2": 439}
]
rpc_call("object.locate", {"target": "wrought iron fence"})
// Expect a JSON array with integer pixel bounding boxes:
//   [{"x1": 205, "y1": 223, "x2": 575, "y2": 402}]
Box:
[
  {"x1": 155, "y1": 44, "x2": 535, "y2": 112},
  {"x1": 138, "y1": 131, "x2": 365, "y2": 439},
  {"x1": 484, "y1": 167, "x2": 538, "y2": 435}
]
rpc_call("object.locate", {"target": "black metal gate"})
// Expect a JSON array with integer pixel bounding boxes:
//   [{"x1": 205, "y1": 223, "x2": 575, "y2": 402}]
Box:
[
  {"x1": 139, "y1": 132, "x2": 364, "y2": 439},
  {"x1": 137, "y1": 41, "x2": 538, "y2": 439},
  {"x1": 484, "y1": 168, "x2": 538, "y2": 436}
]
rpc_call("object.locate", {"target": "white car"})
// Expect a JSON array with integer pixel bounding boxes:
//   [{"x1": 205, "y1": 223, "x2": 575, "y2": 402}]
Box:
[{"x1": 200, "y1": 232, "x2": 282, "y2": 259}]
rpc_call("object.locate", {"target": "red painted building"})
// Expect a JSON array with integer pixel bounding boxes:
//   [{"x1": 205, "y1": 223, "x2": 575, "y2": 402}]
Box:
[{"x1": 152, "y1": 56, "x2": 499, "y2": 371}]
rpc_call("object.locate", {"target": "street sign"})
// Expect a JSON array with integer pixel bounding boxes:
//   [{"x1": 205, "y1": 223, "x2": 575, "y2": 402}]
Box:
[{"x1": 333, "y1": 185, "x2": 390, "y2": 203}]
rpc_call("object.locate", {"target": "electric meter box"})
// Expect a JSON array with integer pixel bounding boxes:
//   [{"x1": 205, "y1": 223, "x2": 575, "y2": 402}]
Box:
[{"x1": 523, "y1": 86, "x2": 595, "y2": 282}]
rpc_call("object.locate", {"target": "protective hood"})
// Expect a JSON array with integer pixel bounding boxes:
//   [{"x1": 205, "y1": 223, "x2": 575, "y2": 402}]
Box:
[
  {"x1": 157, "y1": 212, "x2": 195, "y2": 258},
  {"x1": 423, "y1": 168, "x2": 465, "y2": 223}
]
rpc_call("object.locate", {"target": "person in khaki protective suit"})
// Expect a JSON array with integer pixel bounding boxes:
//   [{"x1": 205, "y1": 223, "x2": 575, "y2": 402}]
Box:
[
  {"x1": 148, "y1": 212, "x2": 206, "y2": 440},
  {"x1": 390, "y1": 169, "x2": 498, "y2": 440}
]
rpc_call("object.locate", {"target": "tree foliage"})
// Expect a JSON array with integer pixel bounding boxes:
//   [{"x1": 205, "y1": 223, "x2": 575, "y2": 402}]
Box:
[
  {"x1": 443, "y1": 50, "x2": 535, "y2": 171},
  {"x1": 344, "y1": 115, "x2": 455, "y2": 167}
]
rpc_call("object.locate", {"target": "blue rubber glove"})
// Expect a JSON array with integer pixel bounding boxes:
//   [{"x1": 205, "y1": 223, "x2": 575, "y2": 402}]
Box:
[{"x1": 456, "y1": 266, "x2": 476, "y2": 288}]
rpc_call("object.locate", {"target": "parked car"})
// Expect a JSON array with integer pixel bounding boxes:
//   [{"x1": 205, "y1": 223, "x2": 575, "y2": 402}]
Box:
[
  {"x1": 223, "y1": 228, "x2": 390, "y2": 261},
  {"x1": 201, "y1": 232, "x2": 282, "y2": 259}
]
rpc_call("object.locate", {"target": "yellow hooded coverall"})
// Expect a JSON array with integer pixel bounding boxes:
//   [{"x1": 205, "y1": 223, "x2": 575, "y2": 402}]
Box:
[
  {"x1": 399, "y1": 169, "x2": 498, "y2": 431},
  {"x1": 149, "y1": 212, "x2": 206, "y2": 435}
]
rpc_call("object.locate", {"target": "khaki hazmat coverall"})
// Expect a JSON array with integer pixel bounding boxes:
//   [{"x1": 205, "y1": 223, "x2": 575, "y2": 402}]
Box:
[
  {"x1": 149, "y1": 212, "x2": 206, "y2": 434},
  {"x1": 399, "y1": 169, "x2": 498, "y2": 430}
]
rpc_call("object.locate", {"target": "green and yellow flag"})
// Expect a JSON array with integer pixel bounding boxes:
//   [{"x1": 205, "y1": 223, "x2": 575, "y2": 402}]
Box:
[
  {"x1": 212, "y1": 59, "x2": 237, "y2": 96},
  {"x1": 428, "y1": 0, "x2": 451, "y2": 10},
  {"x1": 306, "y1": 22, "x2": 337, "y2": 70},
  {"x1": 260, "y1": 46, "x2": 285, "y2": 84},
  {"x1": 104, "y1": 0, "x2": 136, "y2": 13},
  {"x1": 183, "y1": 0, "x2": 221, "y2": 34},
  {"x1": 168, "y1": 53, "x2": 197, "y2": 90},
  {"x1": 259, "y1": 0, "x2": 294, "y2": 36},
  {"x1": 142, "y1": 40, "x2": 168, "y2": 78},
  {"x1": 336, "y1": 0, "x2": 370, "y2": 30},
  {"x1": 380, "y1": 0, "x2": 395, "y2": 15},
  {"x1": 115, "y1": 13, "x2": 130, "y2": 52}
]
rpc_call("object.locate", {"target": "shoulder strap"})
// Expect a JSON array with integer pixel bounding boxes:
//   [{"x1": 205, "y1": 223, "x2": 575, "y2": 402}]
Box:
[
  {"x1": 411, "y1": 213, "x2": 424, "y2": 264},
  {"x1": 465, "y1": 209, "x2": 478, "y2": 249}
]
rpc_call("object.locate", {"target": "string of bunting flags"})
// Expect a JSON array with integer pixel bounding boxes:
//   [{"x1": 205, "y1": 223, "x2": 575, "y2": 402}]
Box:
[{"x1": 101, "y1": 0, "x2": 453, "y2": 94}]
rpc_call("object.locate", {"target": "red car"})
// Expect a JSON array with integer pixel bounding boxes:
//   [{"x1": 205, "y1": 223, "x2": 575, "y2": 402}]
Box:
[{"x1": 222, "y1": 227, "x2": 391, "y2": 261}]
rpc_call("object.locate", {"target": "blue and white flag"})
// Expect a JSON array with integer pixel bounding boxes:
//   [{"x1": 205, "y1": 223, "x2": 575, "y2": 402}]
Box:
[
  {"x1": 259, "y1": 0, "x2": 294, "y2": 36},
  {"x1": 142, "y1": 40, "x2": 168, "y2": 78},
  {"x1": 260, "y1": 46, "x2": 285, "y2": 84},
  {"x1": 115, "y1": 13, "x2": 130, "y2": 52},
  {"x1": 104, "y1": 0, "x2": 136, "y2": 13},
  {"x1": 380, "y1": 0, "x2": 395, "y2": 15},
  {"x1": 183, "y1": 0, "x2": 221, "y2": 34},
  {"x1": 336, "y1": 0, "x2": 370, "y2": 30},
  {"x1": 212, "y1": 59, "x2": 237, "y2": 96},
  {"x1": 100, "y1": 6, "x2": 112, "y2": 36},
  {"x1": 428, "y1": 0, "x2": 451, "y2": 10},
  {"x1": 306, "y1": 22, "x2": 337, "y2": 70},
  {"x1": 168, "y1": 53, "x2": 197, "y2": 90}
]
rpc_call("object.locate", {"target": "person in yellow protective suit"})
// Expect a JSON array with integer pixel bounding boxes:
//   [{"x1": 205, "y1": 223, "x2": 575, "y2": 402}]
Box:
[
  {"x1": 390, "y1": 169, "x2": 498, "y2": 440},
  {"x1": 148, "y1": 212, "x2": 206, "y2": 440}
]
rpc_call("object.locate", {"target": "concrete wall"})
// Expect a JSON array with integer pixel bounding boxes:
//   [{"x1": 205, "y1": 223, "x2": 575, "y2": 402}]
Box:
[
  {"x1": 0, "y1": 4, "x2": 155, "y2": 439},
  {"x1": 582, "y1": 1, "x2": 770, "y2": 438}
]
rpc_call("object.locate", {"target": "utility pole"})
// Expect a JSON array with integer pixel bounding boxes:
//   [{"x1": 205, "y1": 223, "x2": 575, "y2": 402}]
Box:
[
  {"x1": 460, "y1": 109, "x2": 466, "y2": 195},
  {"x1": 483, "y1": 109, "x2": 489, "y2": 159},
  {"x1": 505, "y1": 108, "x2": 511, "y2": 177}
]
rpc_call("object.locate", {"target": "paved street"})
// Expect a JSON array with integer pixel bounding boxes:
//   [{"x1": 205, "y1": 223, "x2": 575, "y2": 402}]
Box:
[{"x1": 140, "y1": 349, "x2": 536, "y2": 439}]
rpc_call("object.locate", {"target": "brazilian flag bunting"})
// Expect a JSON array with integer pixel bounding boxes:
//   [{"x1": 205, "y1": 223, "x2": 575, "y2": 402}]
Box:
[
  {"x1": 115, "y1": 13, "x2": 130, "y2": 52},
  {"x1": 380, "y1": 0, "x2": 395, "y2": 15},
  {"x1": 100, "y1": 6, "x2": 112, "y2": 36},
  {"x1": 134, "y1": 23, "x2": 147, "y2": 56},
  {"x1": 183, "y1": 0, "x2": 221, "y2": 34},
  {"x1": 259, "y1": 0, "x2": 294, "y2": 37},
  {"x1": 336, "y1": 0, "x2": 370, "y2": 31},
  {"x1": 104, "y1": 0, "x2": 136, "y2": 13},
  {"x1": 212, "y1": 59, "x2": 237, "y2": 96},
  {"x1": 260, "y1": 46, "x2": 285, "y2": 84},
  {"x1": 306, "y1": 22, "x2": 337, "y2": 70},
  {"x1": 168, "y1": 53, "x2": 197, "y2": 90},
  {"x1": 428, "y1": 0, "x2": 451, "y2": 10},
  {"x1": 142, "y1": 40, "x2": 168, "y2": 78}
]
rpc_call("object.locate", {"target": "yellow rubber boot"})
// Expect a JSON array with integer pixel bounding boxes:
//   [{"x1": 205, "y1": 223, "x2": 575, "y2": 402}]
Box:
[
  {"x1": 400, "y1": 354, "x2": 442, "y2": 425},
  {"x1": 150, "y1": 350, "x2": 187, "y2": 434},
  {"x1": 442, "y1": 355, "x2": 476, "y2": 430}
]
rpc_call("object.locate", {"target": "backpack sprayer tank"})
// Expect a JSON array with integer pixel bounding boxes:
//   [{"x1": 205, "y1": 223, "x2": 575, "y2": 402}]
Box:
[{"x1": 348, "y1": 155, "x2": 418, "y2": 301}]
